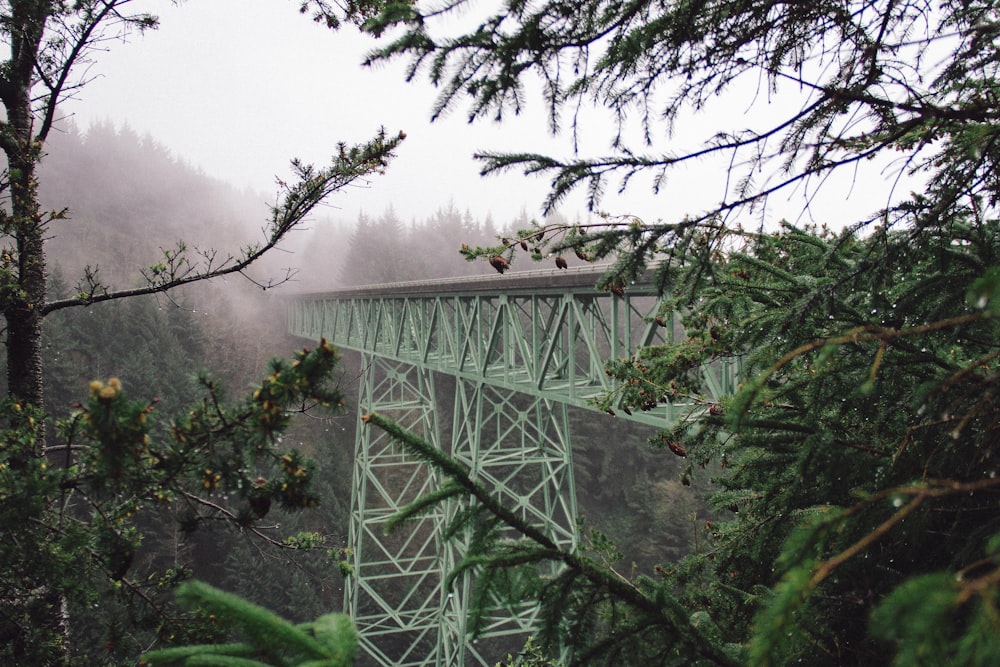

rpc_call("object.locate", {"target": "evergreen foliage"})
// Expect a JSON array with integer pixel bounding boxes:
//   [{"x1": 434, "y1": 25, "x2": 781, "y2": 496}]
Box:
[
  {"x1": 41, "y1": 284, "x2": 208, "y2": 414},
  {"x1": 0, "y1": 340, "x2": 346, "y2": 664},
  {"x1": 361, "y1": 0, "x2": 1000, "y2": 226},
  {"x1": 346, "y1": 1, "x2": 1000, "y2": 665},
  {"x1": 141, "y1": 580, "x2": 358, "y2": 667}
]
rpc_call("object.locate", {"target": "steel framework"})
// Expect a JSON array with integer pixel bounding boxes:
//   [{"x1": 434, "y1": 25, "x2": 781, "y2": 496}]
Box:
[{"x1": 287, "y1": 266, "x2": 736, "y2": 666}]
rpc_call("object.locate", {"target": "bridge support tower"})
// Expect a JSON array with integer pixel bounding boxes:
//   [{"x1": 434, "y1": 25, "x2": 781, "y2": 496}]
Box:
[{"x1": 345, "y1": 354, "x2": 576, "y2": 667}]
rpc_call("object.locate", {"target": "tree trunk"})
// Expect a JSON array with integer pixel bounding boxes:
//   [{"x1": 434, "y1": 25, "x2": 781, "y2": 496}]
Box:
[
  {"x1": 2, "y1": 0, "x2": 49, "y2": 417},
  {"x1": 6, "y1": 157, "x2": 47, "y2": 415},
  {"x1": 0, "y1": 5, "x2": 64, "y2": 662}
]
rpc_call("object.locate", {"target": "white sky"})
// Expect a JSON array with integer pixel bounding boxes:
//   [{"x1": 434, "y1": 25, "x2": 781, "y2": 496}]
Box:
[
  {"x1": 63, "y1": 0, "x2": 600, "y2": 226},
  {"x1": 63, "y1": 0, "x2": 904, "y2": 229}
]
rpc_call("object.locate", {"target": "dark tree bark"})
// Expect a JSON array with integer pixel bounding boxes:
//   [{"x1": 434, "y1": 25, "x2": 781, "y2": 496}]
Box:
[{"x1": 2, "y1": 0, "x2": 48, "y2": 414}]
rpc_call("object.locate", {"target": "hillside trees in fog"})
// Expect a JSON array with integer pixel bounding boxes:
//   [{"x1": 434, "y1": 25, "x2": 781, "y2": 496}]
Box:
[
  {"x1": 336, "y1": 203, "x2": 500, "y2": 286},
  {"x1": 343, "y1": 1, "x2": 1000, "y2": 665},
  {"x1": 0, "y1": 2, "x2": 400, "y2": 664},
  {"x1": 40, "y1": 121, "x2": 256, "y2": 288},
  {"x1": 331, "y1": 202, "x2": 585, "y2": 287}
]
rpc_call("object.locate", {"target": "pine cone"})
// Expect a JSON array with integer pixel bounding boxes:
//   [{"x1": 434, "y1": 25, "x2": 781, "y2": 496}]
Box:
[
  {"x1": 667, "y1": 441, "x2": 688, "y2": 458},
  {"x1": 489, "y1": 256, "x2": 510, "y2": 274}
]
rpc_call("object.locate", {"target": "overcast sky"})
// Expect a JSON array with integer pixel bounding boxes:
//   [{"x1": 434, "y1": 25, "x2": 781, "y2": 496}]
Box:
[
  {"x1": 64, "y1": 0, "x2": 903, "y2": 231},
  {"x1": 64, "y1": 0, "x2": 606, "y2": 227}
]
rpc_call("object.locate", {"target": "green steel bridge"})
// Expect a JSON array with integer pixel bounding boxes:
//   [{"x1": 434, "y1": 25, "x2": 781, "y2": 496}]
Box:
[{"x1": 287, "y1": 265, "x2": 736, "y2": 666}]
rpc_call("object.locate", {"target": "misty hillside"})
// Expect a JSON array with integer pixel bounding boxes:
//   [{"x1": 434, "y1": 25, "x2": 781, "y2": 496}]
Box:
[
  {"x1": 40, "y1": 121, "x2": 279, "y2": 291},
  {"x1": 30, "y1": 120, "x2": 537, "y2": 400},
  {"x1": 39, "y1": 120, "x2": 519, "y2": 297}
]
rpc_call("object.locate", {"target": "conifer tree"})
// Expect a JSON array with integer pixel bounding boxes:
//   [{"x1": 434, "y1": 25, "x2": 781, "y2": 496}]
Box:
[
  {"x1": 0, "y1": 2, "x2": 400, "y2": 662},
  {"x1": 1, "y1": 340, "x2": 348, "y2": 664},
  {"x1": 347, "y1": 1, "x2": 1000, "y2": 665}
]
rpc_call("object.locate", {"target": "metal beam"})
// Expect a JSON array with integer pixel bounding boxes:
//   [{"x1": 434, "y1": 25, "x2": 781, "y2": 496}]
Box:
[{"x1": 288, "y1": 266, "x2": 737, "y2": 666}]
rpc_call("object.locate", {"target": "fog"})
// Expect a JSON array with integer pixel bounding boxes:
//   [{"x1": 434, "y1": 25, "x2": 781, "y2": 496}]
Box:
[
  {"x1": 64, "y1": 0, "x2": 901, "y2": 238},
  {"x1": 66, "y1": 0, "x2": 602, "y2": 227},
  {"x1": 37, "y1": 118, "x2": 532, "y2": 333}
]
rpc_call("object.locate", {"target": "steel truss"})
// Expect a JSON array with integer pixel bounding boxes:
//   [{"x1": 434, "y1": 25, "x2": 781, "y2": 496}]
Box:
[{"x1": 288, "y1": 267, "x2": 737, "y2": 666}]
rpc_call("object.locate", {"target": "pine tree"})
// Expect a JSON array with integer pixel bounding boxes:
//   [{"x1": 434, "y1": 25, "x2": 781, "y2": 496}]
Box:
[
  {"x1": 346, "y1": 2, "x2": 1000, "y2": 664},
  {"x1": 1, "y1": 339, "x2": 348, "y2": 664},
  {"x1": 0, "y1": 3, "x2": 401, "y2": 661}
]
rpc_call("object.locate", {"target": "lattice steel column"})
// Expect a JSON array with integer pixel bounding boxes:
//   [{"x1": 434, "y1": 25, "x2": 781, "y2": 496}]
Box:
[
  {"x1": 346, "y1": 353, "x2": 454, "y2": 667},
  {"x1": 440, "y1": 379, "x2": 578, "y2": 667},
  {"x1": 345, "y1": 355, "x2": 579, "y2": 666}
]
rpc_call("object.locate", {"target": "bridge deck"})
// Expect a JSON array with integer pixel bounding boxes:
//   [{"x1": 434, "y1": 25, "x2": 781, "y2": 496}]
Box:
[
  {"x1": 287, "y1": 263, "x2": 699, "y2": 427},
  {"x1": 292, "y1": 263, "x2": 657, "y2": 299}
]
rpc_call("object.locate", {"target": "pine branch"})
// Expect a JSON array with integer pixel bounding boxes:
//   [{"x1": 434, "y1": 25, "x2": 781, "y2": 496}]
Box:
[
  {"x1": 141, "y1": 584, "x2": 358, "y2": 666},
  {"x1": 361, "y1": 411, "x2": 742, "y2": 667},
  {"x1": 42, "y1": 130, "x2": 404, "y2": 315},
  {"x1": 382, "y1": 479, "x2": 466, "y2": 533}
]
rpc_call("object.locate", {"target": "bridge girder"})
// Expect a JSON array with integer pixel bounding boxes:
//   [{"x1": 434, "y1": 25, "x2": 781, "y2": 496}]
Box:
[{"x1": 288, "y1": 268, "x2": 737, "y2": 666}]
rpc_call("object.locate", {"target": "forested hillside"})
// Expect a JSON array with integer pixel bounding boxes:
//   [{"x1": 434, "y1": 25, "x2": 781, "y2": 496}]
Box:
[{"x1": 37, "y1": 122, "x2": 294, "y2": 390}]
